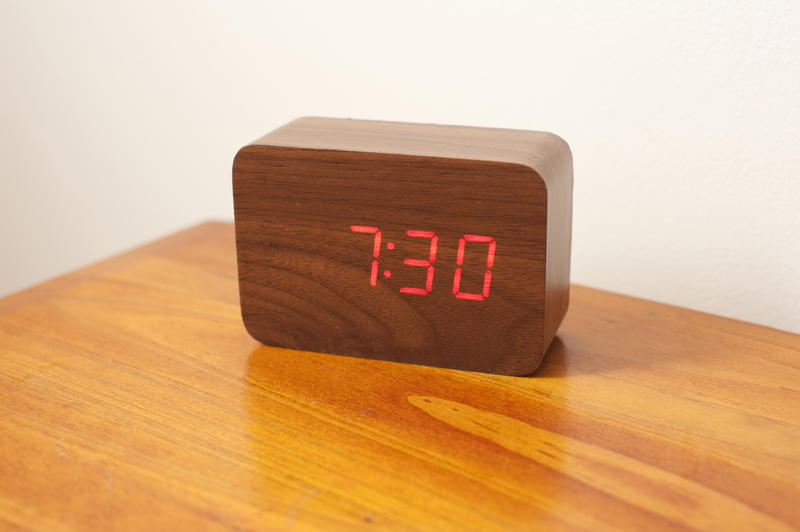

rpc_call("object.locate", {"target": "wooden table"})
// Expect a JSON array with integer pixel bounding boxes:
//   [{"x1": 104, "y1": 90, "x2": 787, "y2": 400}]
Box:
[{"x1": 1, "y1": 222, "x2": 798, "y2": 531}]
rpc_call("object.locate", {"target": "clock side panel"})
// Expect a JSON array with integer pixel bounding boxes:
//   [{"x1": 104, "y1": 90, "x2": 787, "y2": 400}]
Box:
[
  {"x1": 232, "y1": 145, "x2": 548, "y2": 375},
  {"x1": 543, "y1": 137, "x2": 573, "y2": 352}
]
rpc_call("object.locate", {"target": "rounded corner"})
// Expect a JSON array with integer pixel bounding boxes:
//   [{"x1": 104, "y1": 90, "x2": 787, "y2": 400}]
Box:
[
  {"x1": 542, "y1": 131, "x2": 572, "y2": 156},
  {"x1": 239, "y1": 301, "x2": 267, "y2": 346},
  {"x1": 233, "y1": 144, "x2": 258, "y2": 169},
  {"x1": 240, "y1": 315, "x2": 262, "y2": 345},
  {"x1": 496, "y1": 354, "x2": 545, "y2": 377},
  {"x1": 508, "y1": 161, "x2": 548, "y2": 192}
]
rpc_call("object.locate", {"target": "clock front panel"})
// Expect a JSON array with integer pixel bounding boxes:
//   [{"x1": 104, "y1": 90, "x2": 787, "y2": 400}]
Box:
[{"x1": 233, "y1": 145, "x2": 547, "y2": 374}]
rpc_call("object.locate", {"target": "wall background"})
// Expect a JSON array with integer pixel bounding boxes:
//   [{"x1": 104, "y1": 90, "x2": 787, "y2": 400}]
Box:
[{"x1": 2, "y1": 1, "x2": 798, "y2": 333}]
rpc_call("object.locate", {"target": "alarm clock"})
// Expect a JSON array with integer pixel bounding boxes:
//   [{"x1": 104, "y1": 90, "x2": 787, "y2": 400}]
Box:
[{"x1": 232, "y1": 117, "x2": 573, "y2": 375}]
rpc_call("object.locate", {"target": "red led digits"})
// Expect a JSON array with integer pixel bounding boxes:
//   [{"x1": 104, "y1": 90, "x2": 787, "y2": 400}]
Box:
[
  {"x1": 349, "y1": 225, "x2": 381, "y2": 286},
  {"x1": 453, "y1": 234, "x2": 496, "y2": 301},
  {"x1": 400, "y1": 230, "x2": 438, "y2": 295},
  {"x1": 350, "y1": 225, "x2": 495, "y2": 300}
]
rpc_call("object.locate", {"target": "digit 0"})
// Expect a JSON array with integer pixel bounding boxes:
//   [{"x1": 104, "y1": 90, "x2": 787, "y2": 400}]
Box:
[
  {"x1": 349, "y1": 225, "x2": 381, "y2": 286},
  {"x1": 453, "y1": 235, "x2": 496, "y2": 301}
]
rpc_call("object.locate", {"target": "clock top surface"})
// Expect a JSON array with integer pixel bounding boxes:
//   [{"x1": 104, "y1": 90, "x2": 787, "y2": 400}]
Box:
[{"x1": 247, "y1": 117, "x2": 570, "y2": 183}]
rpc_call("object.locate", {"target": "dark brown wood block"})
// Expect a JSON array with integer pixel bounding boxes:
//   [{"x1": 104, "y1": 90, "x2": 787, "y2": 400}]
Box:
[{"x1": 232, "y1": 117, "x2": 573, "y2": 375}]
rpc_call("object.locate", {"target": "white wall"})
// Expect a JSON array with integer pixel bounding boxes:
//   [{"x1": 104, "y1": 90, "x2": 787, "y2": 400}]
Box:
[{"x1": 2, "y1": 1, "x2": 798, "y2": 333}]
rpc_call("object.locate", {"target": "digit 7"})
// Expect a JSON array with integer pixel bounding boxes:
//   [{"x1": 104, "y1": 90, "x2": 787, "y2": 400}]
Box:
[
  {"x1": 399, "y1": 230, "x2": 438, "y2": 295},
  {"x1": 453, "y1": 235, "x2": 496, "y2": 301},
  {"x1": 349, "y1": 225, "x2": 381, "y2": 286}
]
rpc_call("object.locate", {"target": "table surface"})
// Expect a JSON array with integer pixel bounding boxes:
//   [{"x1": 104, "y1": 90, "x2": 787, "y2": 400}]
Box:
[{"x1": 1, "y1": 222, "x2": 798, "y2": 531}]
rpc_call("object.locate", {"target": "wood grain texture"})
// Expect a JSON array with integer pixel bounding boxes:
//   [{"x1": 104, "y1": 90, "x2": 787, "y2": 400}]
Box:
[
  {"x1": 234, "y1": 117, "x2": 572, "y2": 375},
  {"x1": 253, "y1": 117, "x2": 574, "y2": 352},
  {"x1": 1, "y1": 222, "x2": 798, "y2": 531}
]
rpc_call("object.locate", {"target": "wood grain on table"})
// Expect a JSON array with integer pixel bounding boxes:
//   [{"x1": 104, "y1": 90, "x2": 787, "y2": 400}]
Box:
[{"x1": 0, "y1": 222, "x2": 798, "y2": 531}]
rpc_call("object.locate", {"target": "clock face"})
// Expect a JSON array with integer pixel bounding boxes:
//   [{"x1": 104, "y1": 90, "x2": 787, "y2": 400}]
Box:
[
  {"x1": 233, "y1": 146, "x2": 548, "y2": 374},
  {"x1": 347, "y1": 225, "x2": 496, "y2": 300}
]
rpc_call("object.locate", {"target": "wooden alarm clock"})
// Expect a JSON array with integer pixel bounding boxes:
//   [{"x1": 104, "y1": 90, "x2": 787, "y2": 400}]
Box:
[{"x1": 232, "y1": 117, "x2": 573, "y2": 375}]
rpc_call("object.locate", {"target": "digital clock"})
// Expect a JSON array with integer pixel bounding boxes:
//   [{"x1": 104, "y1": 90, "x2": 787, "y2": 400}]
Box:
[{"x1": 233, "y1": 117, "x2": 573, "y2": 375}]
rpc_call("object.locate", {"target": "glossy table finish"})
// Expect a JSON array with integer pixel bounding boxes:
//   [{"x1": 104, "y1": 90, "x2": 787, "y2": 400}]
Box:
[{"x1": 1, "y1": 222, "x2": 798, "y2": 530}]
